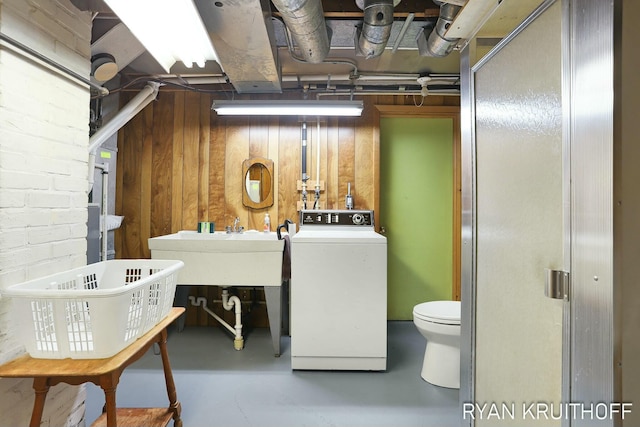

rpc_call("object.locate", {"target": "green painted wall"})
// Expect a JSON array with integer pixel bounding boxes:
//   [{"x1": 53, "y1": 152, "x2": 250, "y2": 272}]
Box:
[{"x1": 380, "y1": 118, "x2": 454, "y2": 320}]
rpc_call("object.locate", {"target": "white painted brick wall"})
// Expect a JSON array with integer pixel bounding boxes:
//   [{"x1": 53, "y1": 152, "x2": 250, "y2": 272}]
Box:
[
  {"x1": 0, "y1": 0, "x2": 92, "y2": 426},
  {"x1": 1, "y1": 0, "x2": 91, "y2": 75}
]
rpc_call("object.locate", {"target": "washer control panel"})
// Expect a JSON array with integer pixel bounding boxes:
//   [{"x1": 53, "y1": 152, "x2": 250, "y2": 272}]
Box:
[{"x1": 300, "y1": 210, "x2": 374, "y2": 227}]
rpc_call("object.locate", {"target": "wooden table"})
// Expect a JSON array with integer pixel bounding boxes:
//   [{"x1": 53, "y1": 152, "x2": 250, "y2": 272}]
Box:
[{"x1": 0, "y1": 307, "x2": 185, "y2": 427}]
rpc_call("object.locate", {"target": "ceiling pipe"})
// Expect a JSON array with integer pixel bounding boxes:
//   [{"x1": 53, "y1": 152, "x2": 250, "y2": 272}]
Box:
[
  {"x1": 283, "y1": 73, "x2": 423, "y2": 86},
  {"x1": 314, "y1": 89, "x2": 460, "y2": 97},
  {"x1": 417, "y1": 1, "x2": 463, "y2": 57},
  {"x1": 355, "y1": 0, "x2": 399, "y2": 59},
  {"x1": 154, "y1": 75, "x2": 228, "y2": 85},
  {"x1": 270, "y1": 0, "x2": 330, "y2": 63},
  {"x1": 391, "y1": 13, "x2": 415, "y2": 53},
  {"x1": 87, "y1": 82, "x2": 161, "y2": 192},
  {"x1": 282, "y1": 72, "x2": 459, "y2": 87}
]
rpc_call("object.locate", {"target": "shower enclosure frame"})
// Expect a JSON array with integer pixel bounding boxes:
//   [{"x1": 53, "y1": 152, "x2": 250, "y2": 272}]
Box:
[{"x1": 460, "y1": 0, "x2": 621, "y2": 426}]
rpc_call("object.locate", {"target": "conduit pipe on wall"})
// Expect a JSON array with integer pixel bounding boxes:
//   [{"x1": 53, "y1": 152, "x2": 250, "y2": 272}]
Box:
[
  {"x1": 313, "y1": 119, "x2": 321, "y2": 209},
  {"x1": 355, "y1": 0, "x2": 399, "y2": 59},
  {"x1": 152, "y1": 74, "x2": 228, "y2": 85},
  {"x1": 94, "y1": 162, "x2": 109, "y2": 261},
  {"x1": 158, "y1": 72, "x2": 453, "y2": 87},
  {"x1": 271, "y1": 0, "x2": 330, "y2": 63},
  {"x1": 301, "y1": 122, "x2": 309, "y2": 210},
  {"x1": 0, "y1": 31, "x2": 109, "y2": 96},
  {"x1": 313, "y1": 88, "x2": 459, "y2": 98},
  {"x1": 87, "y1": 82, "x2": 161, "y2": 192}
]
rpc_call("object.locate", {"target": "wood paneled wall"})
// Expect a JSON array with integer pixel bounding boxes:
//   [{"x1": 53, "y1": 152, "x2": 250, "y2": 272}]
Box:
[{"x1": 114, "y1": 91, "x2": 458, "y2": 326}]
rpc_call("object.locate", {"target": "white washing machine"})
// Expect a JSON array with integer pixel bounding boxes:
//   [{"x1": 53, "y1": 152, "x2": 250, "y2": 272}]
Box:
[{"x1": 291, "y1": 210, "x2": 387, "y2": 371}]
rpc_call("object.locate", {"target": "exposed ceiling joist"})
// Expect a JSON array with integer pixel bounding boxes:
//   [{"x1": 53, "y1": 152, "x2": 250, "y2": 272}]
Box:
[
  {"x1": 445, "y1": 0, "x2": 546, "y2": 40},
  {"x1": 89, "y1": 0, "x2": 553, "y2": 95}
]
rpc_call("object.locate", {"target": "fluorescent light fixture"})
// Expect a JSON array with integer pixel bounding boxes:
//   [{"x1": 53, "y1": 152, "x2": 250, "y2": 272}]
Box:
[
  {"x1": 211, "y1": 100, "x2": 364, "y2": 116},
  {"x1": 104, "y1": 0, "x2": 217, "y2": 73}
]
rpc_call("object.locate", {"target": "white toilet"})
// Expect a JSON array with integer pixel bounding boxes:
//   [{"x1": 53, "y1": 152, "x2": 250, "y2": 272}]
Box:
[{"x1": 412, "y1": 300, "x2": 461, "y2": 389}]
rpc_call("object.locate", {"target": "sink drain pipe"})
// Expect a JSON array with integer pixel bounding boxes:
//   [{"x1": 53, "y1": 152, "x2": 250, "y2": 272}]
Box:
[
  {"x1": 189, "y1": 294, "x2": 244, "y2": 350},
  {"x1": 221, "y1": 289, "x2": 244, "y2": 350}
]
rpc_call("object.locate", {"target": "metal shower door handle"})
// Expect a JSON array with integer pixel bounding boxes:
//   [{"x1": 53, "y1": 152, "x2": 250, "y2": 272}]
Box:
[{"x1": 545, "y1": 269, "x2": 570, "y2": 300}]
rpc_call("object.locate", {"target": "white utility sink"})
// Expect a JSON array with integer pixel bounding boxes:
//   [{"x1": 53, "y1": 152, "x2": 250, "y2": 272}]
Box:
[
  {"x1": 148, "y1": 230, "x2": 284, "y2": 286},
  {"x1": 148, "y1": 229, "x2": 286, "y2": 356}
]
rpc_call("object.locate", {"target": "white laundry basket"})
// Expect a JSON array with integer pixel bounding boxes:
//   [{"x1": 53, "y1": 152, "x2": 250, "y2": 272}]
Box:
[{"x1": 0, "y1": 259, "x2": 184, "y2": 359}]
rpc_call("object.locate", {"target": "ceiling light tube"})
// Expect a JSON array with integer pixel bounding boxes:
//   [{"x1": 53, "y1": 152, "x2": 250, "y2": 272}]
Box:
[
  {"x1": 104, "y1": 0, "x2": 217, "y2": 73},
  {"x1": 211, "y1": 100, "x2": 364, "y2": 117}
]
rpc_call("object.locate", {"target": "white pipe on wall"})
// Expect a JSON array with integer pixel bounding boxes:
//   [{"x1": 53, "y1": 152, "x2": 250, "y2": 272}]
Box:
[
  {"x1": 87, "y1": 81, "x2": 161, "y2": 192},
  {"x1": 314, "y1": 118, "x2": 321, "y2": 208},
  {"x1": 88, "y1": 82, "x2": 160, "y2": 153},
  {"x1": 316, "y1": 118, "x2": 320, "y2": 186},
  {"x1": 93, "y1": 162, "x2": 109, "y2": 261},
  {"x1": 301, "y1": 122, "x2": 308, "y2": 210},
  {"x1": 0, "y1": 31, "x2": 109, "y2": 96},
  {"x1": 101, "y1": 164, "x2": 108, "y2": 259}
]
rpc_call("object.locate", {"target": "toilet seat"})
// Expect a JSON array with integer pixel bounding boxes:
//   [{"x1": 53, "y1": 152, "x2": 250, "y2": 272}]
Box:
[{"x1": 413, "y1": 301, "x2": 461, "y2": 325}]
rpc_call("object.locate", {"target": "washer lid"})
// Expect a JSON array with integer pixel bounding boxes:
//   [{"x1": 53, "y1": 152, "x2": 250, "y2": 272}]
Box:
[{"x1": 413, "y1": 301, "x2": 461, "y2": 324}]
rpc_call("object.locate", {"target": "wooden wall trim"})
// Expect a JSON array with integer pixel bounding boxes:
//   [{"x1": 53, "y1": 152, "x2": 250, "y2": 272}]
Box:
[{"x1": 375, "y1": 105, "x2": 460, "y2": 117}]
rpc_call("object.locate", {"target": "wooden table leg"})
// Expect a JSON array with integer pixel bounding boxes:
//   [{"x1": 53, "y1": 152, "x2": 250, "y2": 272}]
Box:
[
  {"x1": 99, "y1": 373, "x2": 120, "y2": 427},
  {"x1": 30, "y1": 377, "x2": 49, "y2": 427},
  {"x1": 158, "y1": 328, "x2": 182, "y2": 427}
]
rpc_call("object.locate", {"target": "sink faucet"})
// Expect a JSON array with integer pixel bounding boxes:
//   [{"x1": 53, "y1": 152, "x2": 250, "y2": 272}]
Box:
[{"x1": 226, "y1": 217, "x2": 244, "y2": 233}]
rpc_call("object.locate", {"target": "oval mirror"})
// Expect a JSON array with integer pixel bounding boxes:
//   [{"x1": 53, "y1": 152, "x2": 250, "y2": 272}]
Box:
[{"x1": 242, "y1": 157, "x2": 274, "y2": 209}]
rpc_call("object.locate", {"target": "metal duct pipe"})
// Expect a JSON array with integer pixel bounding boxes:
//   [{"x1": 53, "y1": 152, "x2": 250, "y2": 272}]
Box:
[
  {"x1": 271, "y1": 0, "x2": 330, "y2": 63},
  {"x1": 355, "y1": 0, "x2": 398, "y2": 59},
  {"x1": 417, "y1": 2, "x2": 462, "y2": 57}
]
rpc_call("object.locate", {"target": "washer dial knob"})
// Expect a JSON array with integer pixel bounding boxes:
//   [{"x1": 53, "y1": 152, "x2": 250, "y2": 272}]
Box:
[{"x1": 352, "y1": 213, "x2": 365, "y2": 225}]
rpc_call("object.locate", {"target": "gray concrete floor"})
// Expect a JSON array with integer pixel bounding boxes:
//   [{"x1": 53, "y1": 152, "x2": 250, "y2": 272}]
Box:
[{"x1": 85, "y1": 322, "x2": 460, "y2": 426}]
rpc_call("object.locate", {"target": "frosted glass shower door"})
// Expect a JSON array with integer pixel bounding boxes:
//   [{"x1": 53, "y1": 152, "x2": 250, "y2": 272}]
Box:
[{"x1": 473, "y1": 2, "x2": 565, "y2": 426}]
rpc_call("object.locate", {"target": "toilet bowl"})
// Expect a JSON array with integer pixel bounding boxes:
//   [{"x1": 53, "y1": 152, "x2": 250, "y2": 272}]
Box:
[{"x1": 413, "y1": 301, "x2": 461, "y2": 389}]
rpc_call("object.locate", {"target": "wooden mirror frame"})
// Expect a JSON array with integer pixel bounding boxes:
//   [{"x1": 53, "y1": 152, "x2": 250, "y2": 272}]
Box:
[{"x1": 242, "y1": 157, "x2": 274, "y2": 209}]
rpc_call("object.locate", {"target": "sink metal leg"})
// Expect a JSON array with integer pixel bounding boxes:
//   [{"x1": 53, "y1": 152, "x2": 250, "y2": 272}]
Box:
[
  {"x1": 264, "y1": 286, "x2": 282, "y2": 357},
  {"x1": 173, "y1": 285, "x2": 190, "y2": 332}
]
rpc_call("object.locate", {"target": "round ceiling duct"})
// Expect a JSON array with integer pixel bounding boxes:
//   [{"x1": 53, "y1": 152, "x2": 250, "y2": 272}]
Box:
[{"x1": 91, "y1": 53, "x2": 118, "y2": 82}]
